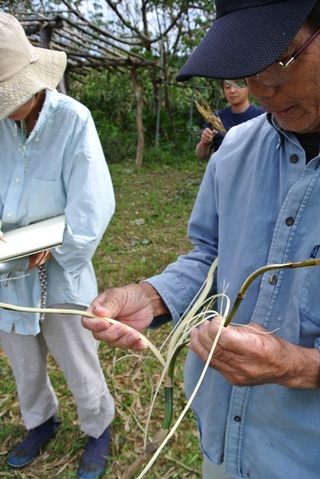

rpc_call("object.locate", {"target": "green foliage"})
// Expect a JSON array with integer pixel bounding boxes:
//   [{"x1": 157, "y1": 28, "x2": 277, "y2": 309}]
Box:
[
  {"x1": 70, "y1": 70, "x2": 138, "y2": 162},
  {"x1": 69, "y1": 69, "x2": 224, "y2": 164},
  {"x1": 6, "y1": 0, "x2": 221, "y2": 164}
]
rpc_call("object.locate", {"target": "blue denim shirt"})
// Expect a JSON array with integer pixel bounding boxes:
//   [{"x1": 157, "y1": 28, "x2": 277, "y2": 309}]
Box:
[
  {"x1": 0, "y1": 90, "x2": 115, "y2": 335},
  {"x1": 148, "y1": 113, "x2": 320, "y2": 479}
]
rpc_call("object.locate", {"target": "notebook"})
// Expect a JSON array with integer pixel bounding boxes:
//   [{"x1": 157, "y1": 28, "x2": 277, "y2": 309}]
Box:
[{"x1": 0, "y1": 215, "x2": 66, "y2": 262}]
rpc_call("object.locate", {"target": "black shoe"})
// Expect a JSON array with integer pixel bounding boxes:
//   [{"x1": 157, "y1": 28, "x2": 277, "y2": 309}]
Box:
[
  {"x1": 7, "y1": 415, "x2": 60, "y2": 468},
  {"x1": 77, "y1": 426, "x2": 111, "y2": 479}
]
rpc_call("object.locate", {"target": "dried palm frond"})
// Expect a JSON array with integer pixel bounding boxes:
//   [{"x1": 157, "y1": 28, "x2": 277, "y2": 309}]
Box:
[{"x1": 194, "y1": 89, "x2": 227, "y2": 134}]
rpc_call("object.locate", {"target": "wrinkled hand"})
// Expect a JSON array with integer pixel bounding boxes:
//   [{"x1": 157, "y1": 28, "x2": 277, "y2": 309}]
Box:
[
  {"x1": 0, "y1": 257, "x2": 30, "y2": 274},
  {"x1": 0, "y1": 250, "x2": 53, "y2": 275},
  {"x1": 82, "y1": 284, "x2": 156, "y2": 351},
  {"x1": 28, "y1": 250, "x2": 53, "y2": 269},
  {"x1": 189, "y1": 317, "x2": 320, "y2": 389}
]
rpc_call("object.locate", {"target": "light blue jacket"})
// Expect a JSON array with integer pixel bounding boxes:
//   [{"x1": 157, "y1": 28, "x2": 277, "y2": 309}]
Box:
[
  {"x1": 148, "y1": 113, "x2": 320, "y2": 479},
  {"x1": 0, "y1": 89, "x2": 115, "y2": 335}
]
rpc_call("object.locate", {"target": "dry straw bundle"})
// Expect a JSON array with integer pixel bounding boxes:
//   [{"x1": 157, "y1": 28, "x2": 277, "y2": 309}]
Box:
[{"x1": 194, "y1": 89, "x2": 227, "y2": 134}]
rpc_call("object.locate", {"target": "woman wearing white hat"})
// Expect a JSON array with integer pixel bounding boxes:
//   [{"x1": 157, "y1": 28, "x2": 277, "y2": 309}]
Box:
[{"x1": 0, "y1": 12, "x2": 115, "y2": 479}]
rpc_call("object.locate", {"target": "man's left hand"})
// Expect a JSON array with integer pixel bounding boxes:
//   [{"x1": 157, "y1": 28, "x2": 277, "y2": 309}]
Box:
[{"x1": 188, "y1": 316, "x2": 320, "y2": 389}]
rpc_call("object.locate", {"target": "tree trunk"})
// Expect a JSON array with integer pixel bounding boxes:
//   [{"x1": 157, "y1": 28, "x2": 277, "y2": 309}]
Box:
[
  {"x1": 39, "y1": 19, "x2": 67, "y2": 94},
  {"x1": 130, "y1": 67, "x2": 144, "y2": 168}
]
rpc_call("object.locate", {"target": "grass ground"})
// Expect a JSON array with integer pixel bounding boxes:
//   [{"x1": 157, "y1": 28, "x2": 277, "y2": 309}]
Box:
[{"x1": 0, "y1": 156, "x2": 207, "y2": 479}]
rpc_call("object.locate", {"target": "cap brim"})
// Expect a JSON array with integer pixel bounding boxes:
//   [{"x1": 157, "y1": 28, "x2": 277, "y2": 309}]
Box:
[{"x1": 177, "y1": 0, "x2": 318, "y2": 81}]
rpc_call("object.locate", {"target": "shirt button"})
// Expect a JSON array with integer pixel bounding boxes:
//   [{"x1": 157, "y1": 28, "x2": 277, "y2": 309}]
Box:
[
  {"x1": 234, "y1": 416, "x2": 241, "y2": 422},
  {"x1": 285, "y1": 217, "x2": 294, "y2": 226},
  {"x1": 290, "y1": 154, "x2": 299, "y2": 163},
  {"x1": 15, "y1": 177, "x2": 20, "y2": 183},
  {"x1": 269, "y1": 274, "x2": 278, "y2": 285},
  {"x1": 7, "y1": 212, "x2": 12, "y2": 217}
]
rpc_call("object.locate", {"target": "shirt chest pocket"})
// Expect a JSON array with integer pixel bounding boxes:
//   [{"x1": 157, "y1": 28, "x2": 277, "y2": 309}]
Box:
[
  {"x1": 299, "y1": 250, "x2": 320, "y2": 342},
  {"x1": 27, "y1": 178, "x2": 65, "y2": 218}
]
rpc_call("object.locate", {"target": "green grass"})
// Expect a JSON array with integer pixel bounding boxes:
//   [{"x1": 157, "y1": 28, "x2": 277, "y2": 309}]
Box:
[{"x1": 0, "y1": 156, "x2": 207, "y2": 478}]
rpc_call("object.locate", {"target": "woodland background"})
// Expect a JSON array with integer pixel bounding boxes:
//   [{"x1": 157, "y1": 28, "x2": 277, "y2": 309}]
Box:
[{"x1": 2, "y1": 0, "x2": 226, "y2": 166}]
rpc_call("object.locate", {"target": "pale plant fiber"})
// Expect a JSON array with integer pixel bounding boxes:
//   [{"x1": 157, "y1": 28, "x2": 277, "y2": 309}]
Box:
[
  {"x1": 0, "y1": 259, "x2": 225, "y2": 479},
  {"x1": 1, "y1": 257, "x2": 320, "y2": 478}
]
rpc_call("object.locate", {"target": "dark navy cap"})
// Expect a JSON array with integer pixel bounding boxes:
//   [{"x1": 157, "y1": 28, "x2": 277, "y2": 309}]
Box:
[{"x1": 176, "y1": 0, "x2": 318, "y2": 81}]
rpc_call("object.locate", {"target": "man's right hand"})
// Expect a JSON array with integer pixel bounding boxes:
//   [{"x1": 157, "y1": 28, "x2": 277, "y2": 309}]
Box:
[
  {"x1": 81, "y1": 283, "x2": 168, "y2": 350},
  {"x1": 200, "y1": 127, "x2": 218, "y2": 145},
  {"x1": 196, "y1": 127, "x2": 219, "y2": 160}
]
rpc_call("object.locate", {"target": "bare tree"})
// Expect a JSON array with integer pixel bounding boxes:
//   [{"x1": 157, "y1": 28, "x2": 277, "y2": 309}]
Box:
[{"x1": 6, "y1": 0, "x2": 214, "y2": 165}]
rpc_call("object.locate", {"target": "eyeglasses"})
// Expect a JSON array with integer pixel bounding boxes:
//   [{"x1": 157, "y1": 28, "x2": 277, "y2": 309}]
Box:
[{"x1": 226, "y1": 29, "x2": 320, "y2": 89}]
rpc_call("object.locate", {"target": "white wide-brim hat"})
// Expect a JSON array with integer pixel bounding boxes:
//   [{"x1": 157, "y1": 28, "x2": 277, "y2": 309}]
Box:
[{"x1": 0, "y1": 12, "x2": 67, "y2": 121}]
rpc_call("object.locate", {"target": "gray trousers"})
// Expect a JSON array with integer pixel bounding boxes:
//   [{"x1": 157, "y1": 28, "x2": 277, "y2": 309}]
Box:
[
  {"x1": 0, "y1": 304, "x2": 115, "y2": 438},
  {"x1": 202, "y1": 456, "x2": 234, "y2": 479}
]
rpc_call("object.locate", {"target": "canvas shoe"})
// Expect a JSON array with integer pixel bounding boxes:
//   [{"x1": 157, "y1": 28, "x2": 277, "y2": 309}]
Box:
[
  {"x1": 7, "y1": 415, "x2": 60, "y2": 468},
  {"x1": 77, "y1": 426, "x2": 111, "y2": 479}
]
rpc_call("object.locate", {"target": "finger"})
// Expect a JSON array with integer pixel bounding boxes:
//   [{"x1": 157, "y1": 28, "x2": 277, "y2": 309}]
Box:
[
  {"x1": 81, "y1": 314, "x2": 111, "y2": 332},
  {"x1": 207, "y1": 320, "x2": 276, "y2": 361},
  {"x1": 98, "y1": 332, "x2": 146, "y2": 351},
  {"x1": 189, "y1": 326, "x2": 252, "y2": 383},
  {"x1": 81, "y1": 316, "x2": 146, "y2": 349},
  {"x1": 29, "y1": 250, "x2": 50, "y2": 268},
  {"x1": 188, "y1": 327, "x2": 213, "y2": 363}
]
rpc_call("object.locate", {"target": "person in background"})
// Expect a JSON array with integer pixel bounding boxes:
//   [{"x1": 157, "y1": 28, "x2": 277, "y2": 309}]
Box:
[
  {"x1": 195, "y1": 80, "x2": 264, "y2": 160},
  {"x1": 0, "y1": 13, "x2": 115, "y2": 479},
  {"x1": 82, "y1": 1, "x2": 320, "y2": 478}
]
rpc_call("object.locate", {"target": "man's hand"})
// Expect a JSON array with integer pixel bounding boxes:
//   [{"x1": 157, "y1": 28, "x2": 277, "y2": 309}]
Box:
[
  {"x1": 189, "y1": 317, "x2": 320, "y2": 389},
  {"x1": 82, "y1": 283, "x2": 169, "y2": 351},
  {"x1": 28, "y1": 250, "x2": 53, "y2": 269},
  {"x1": 196, "y1": 127, "x2": 219, "y2": 160},
  {"x1": 200, "y1": 127, "x2": 218, "y2": 146}
]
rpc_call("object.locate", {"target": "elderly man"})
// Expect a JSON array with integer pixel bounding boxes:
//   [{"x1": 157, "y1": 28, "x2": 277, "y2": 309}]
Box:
[{"x1": 82, "y1": 1, "x2": 320, "y2": 478}]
